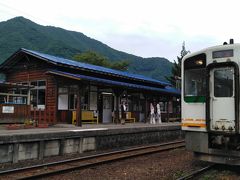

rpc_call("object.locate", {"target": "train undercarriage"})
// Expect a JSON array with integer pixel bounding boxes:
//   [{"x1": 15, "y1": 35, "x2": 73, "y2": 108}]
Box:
[{"x1": 185, "y1": 131, "x2": 240, "y2": 165}]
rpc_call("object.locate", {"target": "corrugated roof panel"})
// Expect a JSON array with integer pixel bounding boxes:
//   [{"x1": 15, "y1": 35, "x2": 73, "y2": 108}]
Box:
[
  {"x1": 47, "y1": 70, "x2": 180, "y2": 95},
  {"x1": 20, "y1": 48, "x2": 171, "y2": 86}
]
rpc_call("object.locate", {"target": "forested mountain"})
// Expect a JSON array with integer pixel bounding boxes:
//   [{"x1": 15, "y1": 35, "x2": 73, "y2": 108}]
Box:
[{"x1": 0, "y1": 16, "x2": 173, "y2": 81}]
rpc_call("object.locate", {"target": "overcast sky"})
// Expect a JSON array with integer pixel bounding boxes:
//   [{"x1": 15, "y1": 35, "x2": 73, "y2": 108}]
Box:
[{"x1": 0, "y1": 0, "x2": 239, "y2": 61}]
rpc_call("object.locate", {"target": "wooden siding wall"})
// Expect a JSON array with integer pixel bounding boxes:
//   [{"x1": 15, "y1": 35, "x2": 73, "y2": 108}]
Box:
[
  {"x1": 6, "y1": 69, "x2": 57, "y2": 125},
  {"x1": 0, "y1": 104, "x2": 30, "y2": 123}
]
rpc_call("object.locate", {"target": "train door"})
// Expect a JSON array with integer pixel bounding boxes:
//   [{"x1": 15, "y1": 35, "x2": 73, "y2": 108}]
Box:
[
  {"x1": 209, "y1": 66, "x2": 235, "y2": 132},
  {"x1": 102, "y1": 94, "x2": 113, "y2": 123}
]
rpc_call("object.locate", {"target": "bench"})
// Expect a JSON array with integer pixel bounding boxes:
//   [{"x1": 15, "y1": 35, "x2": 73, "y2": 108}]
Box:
[
  {"x1": 72, "y1": 110, "x2": 98, "y2": 124},
  {"x1": 125, "y1": 112, "x2": 136, "y2": 123},
  {"x1": 82, "y1": 110, "x2": 98, "y2": 124}
]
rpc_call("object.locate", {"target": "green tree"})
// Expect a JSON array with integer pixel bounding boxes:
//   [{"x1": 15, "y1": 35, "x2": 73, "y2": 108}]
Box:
[
  {"x1": 166, "y1": 42, "x2": 190, "y2": 89},
  {"x1": 110, "y1": 61, "x2": 130, "y2": 71},
  {"x1": 73, "y1": 51, "x2": 129, "y2": 71}
]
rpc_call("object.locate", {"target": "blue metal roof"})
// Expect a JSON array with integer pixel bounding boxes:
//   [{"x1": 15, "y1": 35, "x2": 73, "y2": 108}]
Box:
[
  {"x1": 47, "y1": 70, "x2": 180, "y2": 95},
  {"x1": 19, "y1": 48, "x2": 171, "y2": 86}
]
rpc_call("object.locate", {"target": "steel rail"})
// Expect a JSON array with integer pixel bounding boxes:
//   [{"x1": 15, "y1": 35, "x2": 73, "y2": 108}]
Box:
[
  {"x1": 177, "y1": 164, "x2": 216, "y2": 180},
  {"x1": 0, "y1": 140, "x2": 185, "y2": 179}
]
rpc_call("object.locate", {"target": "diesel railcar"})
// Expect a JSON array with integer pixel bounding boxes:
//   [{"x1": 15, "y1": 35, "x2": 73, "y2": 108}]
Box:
[{"x1": 182, "y1": 39, "x2": 240, "y2": 165}]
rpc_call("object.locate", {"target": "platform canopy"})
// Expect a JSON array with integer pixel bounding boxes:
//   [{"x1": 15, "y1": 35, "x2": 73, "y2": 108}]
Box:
[{"x1": 47, "y1": 70, "x2": 180, "y2": 95}]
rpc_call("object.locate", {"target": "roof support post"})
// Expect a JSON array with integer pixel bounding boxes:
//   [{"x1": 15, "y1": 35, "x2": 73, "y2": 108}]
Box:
[
  {"x1": 27, "y1": 87, "x2": 31, "y2": 105},
  {"x1": 113, "y1": 89, "x2": 123, "y2": 124},
  {"x1": 115, "y1": 94, "x2": 120, "y2": 124},
  {"x1": 113, "y1": 88, "x2": 124, "y2": 123},
  {"x1": 76, "y1": 85, "x2": 82, "y2": 127},
  {"x1": 166, "y1": 98, "x2": 169, "y2": 123},
  {"x1": 143, "y1": 92, "x2": 149, "y2": 123},
  {"x1": 144, "y1": 94, "x2": 148, "y2": 123},
  {"x1": 27, "y1": 86, "x2": 31, "y2": 120},
  {"x1": 54, "y1": 77, "x2": 58, "y2": 124}
]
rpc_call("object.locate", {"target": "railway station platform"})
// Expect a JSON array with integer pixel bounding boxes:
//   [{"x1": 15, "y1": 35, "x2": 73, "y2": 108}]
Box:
[{"x1": 0, "y1": 123, "x2": 183, "y2": 164}]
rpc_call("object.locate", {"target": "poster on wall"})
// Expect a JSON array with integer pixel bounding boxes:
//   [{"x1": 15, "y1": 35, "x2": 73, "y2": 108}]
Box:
[
  {"x1": 2, "y1": 106, "x2": 14, "y2": 113},
  {"x1": 90, "y1": 92, "x2": 97, "y2": 110},
  {"x1": 58, "y1": 94, "x2": 68, "y2": 110}
]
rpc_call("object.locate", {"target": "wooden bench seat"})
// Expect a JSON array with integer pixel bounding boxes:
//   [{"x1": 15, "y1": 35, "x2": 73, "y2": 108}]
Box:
[
  {"x1": 81, "y1": 110, "x2": 98, "y2": 124},
  {"x1": 125, "y1": 112, "x2": 135, "y2": 123},
  {"x1": 72, "y1": 110, "x2": 98, "y2": 124}
]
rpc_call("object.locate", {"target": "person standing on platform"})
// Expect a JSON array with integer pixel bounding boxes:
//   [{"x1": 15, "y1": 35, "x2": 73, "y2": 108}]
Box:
[
  {"x1": 150, "y1": 103, "x2": 155, "y2": 124},
  {"x1": 156, "y1": 102, "x2": 162, "y2": 123},
  {"x1": 121, "y1": 102, "x2": 126, "y2": 124}
]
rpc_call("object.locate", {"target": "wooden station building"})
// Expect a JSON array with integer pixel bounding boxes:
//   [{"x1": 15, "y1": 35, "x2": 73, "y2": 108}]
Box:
[{"x1": 0, "y1": 48, "x2": 180, "y2": 126}]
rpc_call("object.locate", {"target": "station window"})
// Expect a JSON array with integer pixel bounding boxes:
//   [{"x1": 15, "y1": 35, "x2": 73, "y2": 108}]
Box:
[
  {"x1": 30, "y1": 80, "x2": 46, "y2": 109},
  {"x1": 81, "y1": 91, "x2": 89, "y2": 110},
  {"x1": 160, "y1": 102, "x2": 169, "y2": 112},
  {"x1": 58, "y1": 86, "x2": 68, "y2": 110},
  {"x1": 157, "y1": 101, "x2": 174, "y2": 113},
  {"x1": 69, "y1": 94, "x2": 77, "y2": 109},
  {"x1": 130, "y1": 95, "x2": 143, "y2": 112},
  {"x1": 57, "y1": 85, "x2": 89, "y2": 110},
  {"x1": 12, "y1": 88, "x2": 28, "y2": 104},
  {"x1": 13, "y1": 96, "x2": 27, "y2": 104},
  {"x1": 0, "y1": 87, "x2": 28, "y2": 104}
]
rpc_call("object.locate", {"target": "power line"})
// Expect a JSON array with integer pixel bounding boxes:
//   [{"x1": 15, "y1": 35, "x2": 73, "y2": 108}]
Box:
[{"x1": 0, "y1": 2, "x2": 53, "y2": 25}]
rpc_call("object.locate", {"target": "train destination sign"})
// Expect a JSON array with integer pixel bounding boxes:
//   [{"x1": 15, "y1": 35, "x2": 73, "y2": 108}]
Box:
[{"x1": 212, "y1": 49, "x2": 233, "y2": 59}]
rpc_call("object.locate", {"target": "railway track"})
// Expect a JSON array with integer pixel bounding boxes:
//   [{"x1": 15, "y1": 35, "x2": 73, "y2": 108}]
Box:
[
  {"x1": 0, "y1": 140, "x2": 185, "y2": 179},
  {"x1": 177, "y1": 164, "x2": 216, "y2": 180}
]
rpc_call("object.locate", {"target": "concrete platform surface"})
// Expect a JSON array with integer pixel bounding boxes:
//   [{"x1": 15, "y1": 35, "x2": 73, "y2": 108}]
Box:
[{"x1": 0, "y1": 122, "x2": 181, "y2": 136}]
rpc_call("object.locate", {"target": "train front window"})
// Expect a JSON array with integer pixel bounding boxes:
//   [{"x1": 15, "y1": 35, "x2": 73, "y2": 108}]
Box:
[
  {"x1": 184, "y1": 53, "x2": 206, "y2": 103},
  {"x1": 185, "y1": 69, "x2": 206, "y2": 96}
]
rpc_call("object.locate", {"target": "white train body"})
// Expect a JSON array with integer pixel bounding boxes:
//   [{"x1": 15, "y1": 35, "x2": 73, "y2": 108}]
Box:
[{"x1": 182, "y1": 41, "x2": 240, "y2": 165}]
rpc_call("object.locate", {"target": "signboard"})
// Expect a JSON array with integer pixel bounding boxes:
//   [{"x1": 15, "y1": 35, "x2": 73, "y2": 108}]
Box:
[
  {"x1": 58, "y1": 94, "x2": 68, "y2": 110},
  {"x1": 2, "y1": 106, "x2": 14, "y2": 113}
]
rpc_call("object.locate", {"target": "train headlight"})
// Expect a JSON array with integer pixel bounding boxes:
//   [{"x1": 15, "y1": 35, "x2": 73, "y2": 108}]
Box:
[{"x1": 195, "y1": 60, "x2": 203, "y2": 65}]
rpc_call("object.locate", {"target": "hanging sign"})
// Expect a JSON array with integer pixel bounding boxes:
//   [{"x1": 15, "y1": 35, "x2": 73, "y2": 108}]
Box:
[{"x1": 2, "y1": 106, "x2": 14, "y2": 113}]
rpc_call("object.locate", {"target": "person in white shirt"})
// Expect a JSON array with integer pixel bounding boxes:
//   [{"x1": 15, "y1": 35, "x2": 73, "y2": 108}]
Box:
[
  {"x1": 150, "y1": 103, "x2": 155, "y2": 124},
  {"x1": 121, "y1": 102, "x2": 126, "y2": 124},
  {"x1": 156, "y1": 102, "x2": 162, "y2": 123}
]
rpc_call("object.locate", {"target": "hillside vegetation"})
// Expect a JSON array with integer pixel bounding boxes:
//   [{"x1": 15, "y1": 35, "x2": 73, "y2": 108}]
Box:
[{"x1": 0, "y1": 17, "x2": 173, "y2": 81}]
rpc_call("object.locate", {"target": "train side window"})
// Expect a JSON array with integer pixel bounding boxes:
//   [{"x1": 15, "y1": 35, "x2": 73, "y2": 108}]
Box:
[{"x1": 214, "y1": 68, "x2": 233, "y2": 97}]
